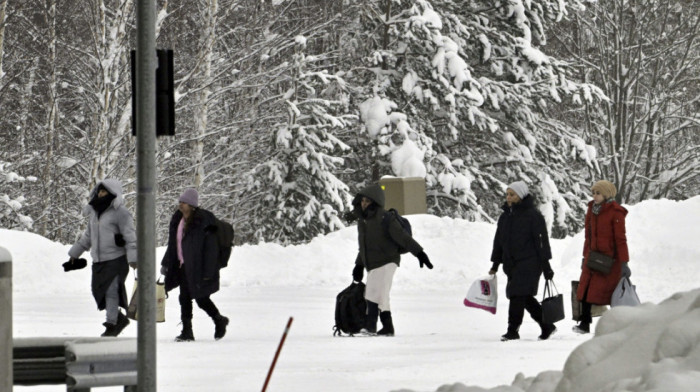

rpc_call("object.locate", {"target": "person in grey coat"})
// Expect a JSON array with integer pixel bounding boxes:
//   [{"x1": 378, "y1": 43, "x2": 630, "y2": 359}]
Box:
[
  {"x1": 489, "y1": 181, "x2": 556, "y2": 342},
  {"x1": 67, "y1": 178, "x2": 137, "y2": 337},
  {"x1": 351, "y1": 183, "x2": 432, "y2": 336}
]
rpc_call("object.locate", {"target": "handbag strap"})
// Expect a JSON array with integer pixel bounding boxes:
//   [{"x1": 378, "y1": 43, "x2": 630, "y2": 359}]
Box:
[{"x1": 542, "y1": 280, "x2": 559, "y2": 300}]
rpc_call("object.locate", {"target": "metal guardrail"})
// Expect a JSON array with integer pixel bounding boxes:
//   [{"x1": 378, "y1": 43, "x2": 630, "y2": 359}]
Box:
[{"x1": 13, "y1": 337, "x2": 137, "y2": 391}]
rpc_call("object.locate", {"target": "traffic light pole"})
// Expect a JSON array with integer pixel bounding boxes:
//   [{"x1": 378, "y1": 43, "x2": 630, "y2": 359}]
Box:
[{"x1": 135, "y1": 1, "x2": 157, "y2": 391}]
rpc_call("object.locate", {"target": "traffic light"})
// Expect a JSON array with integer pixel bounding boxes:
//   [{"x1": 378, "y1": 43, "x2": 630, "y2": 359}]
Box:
[{"x1": 131, "y1": 49, "x2": 175, "y2": 136}]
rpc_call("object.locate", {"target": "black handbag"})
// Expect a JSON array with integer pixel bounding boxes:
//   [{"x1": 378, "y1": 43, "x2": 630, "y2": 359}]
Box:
[
  {"x1": 541, "y1": 280, "x2": 565, "y2": 324},
  {"x1": 587, "y1": 250, "x2": 614, "y2": 275}
]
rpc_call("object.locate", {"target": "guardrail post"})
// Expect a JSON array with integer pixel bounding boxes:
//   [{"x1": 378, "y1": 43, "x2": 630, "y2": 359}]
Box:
[{"x1": 1, "y1": 246, "x2": 12, "y2": 392}]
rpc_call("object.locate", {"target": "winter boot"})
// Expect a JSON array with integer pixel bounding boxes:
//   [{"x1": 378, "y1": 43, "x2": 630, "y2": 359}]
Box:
[
  {"x1": 101, "y1": 322, "x2": 116, "y2": 337},
  {"x1": 572, "y1": 321, "x2": 590, "y2": 334},
  {"x1": 538, "y1": 323, "x2": 557, "y2": 340},
  {"x1": 500, "y1": 325, "x2": 520, "y2": 341},
  {"x1": 175, "y1": 320, "x2": 195, "y2": 342},
  {"x1": 101, "y1": 312, "x2": 130, "y2": 337},
  {"x1": 359, "y1": 301, "x2": 379, "y2": 335},
  {"x1": 112, "y1": 312, "x2": 130, "y2": 337},
  {"x1": 214, "y1": 315, "x2": 229, "y2": 340},
  {"x1": 377, "y1": 311, "x2": 395, "y2": 336}
]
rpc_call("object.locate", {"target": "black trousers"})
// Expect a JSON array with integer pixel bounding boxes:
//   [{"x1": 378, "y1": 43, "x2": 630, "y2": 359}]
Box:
[
  {"x1": 178, "y1": 265, "x2": 219, "y2": 321},
  {"x1": 508, "y1": 296, "x2": 542, "y2": 329}
]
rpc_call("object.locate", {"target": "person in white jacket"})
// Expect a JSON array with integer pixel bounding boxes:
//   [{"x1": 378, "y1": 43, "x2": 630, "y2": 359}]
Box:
[{"x1": 67, "y1": 178, "x2": 137, "y2": 337}]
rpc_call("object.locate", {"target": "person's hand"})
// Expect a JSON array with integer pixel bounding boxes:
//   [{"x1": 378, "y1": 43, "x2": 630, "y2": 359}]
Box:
[
  {"x1": 543, "y1": 269, "x2": 554, "y2": 280},
  {"x1": 417, "y1": 252, "x2": 433, "y2": 269},
  {"x1": 114, "y1": 234, "x2": 126, "y2": 247},
  {"x1": 352, "y1": 264, "x2": 364, "y2": 282},
  {"x1": 160, "y1": 265, "x2": 168, "y2": 276},
  {"x1": 63, "y1": 258, "x2": 87, "y2": 272},
  {"x1": 129, "y1": 261, "x2": 138, "y2": 270},
  {"x1": 622, "y1": 262, "x2": 631, "y2": 278},
  {"x1": 488, "y1": 269, "x2": 497, "y2": 275}
]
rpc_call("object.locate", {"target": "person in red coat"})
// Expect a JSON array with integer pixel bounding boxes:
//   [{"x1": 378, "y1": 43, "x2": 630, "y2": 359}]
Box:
[{"x1": 574, "y1": 180, "x2": 630, "y2": 334}]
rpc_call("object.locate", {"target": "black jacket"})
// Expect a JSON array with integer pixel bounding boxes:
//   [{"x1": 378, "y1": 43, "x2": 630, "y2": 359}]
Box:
[
  {"x1": 490, "y1": 195, "x2": 552, "y2": 298},
  {"x1": 352, "y1": 184, "x2": 423, "y2": 271},
  {"x1": 161, "y1": 208, "x2": 220, "y2": 299}
]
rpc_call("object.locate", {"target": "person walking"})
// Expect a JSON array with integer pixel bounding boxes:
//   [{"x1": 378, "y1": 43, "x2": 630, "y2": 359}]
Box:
[
  {"x1": 67, "y1": 178, "x2": 137, "y2": 337},
  {"x1": 160, "y1": 188, "x2": 229, "y2": 342},
  {"x1": 574, "y1": 180, "x2": 630, "y2": 334},
  {"x1": 350, "y1": 183, "x2": 433, "y2": 336},
  {"x1": 489, "y1": 181, "x2": 556, "y2": 341}
]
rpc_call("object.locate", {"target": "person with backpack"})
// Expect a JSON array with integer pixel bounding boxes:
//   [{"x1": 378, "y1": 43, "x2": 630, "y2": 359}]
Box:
[
  {"x1": 351, "y1": 183, "x2": 433, "y2": 336},
  {"x1": 488, "y1": 181, "x2": 556, "y2": 342},
  {"x1": 66, "y1": 178, "x2": 137, "y2": 337},
  {"x1": 160, "y1": 188, "x2": 229, "y2": 341}
]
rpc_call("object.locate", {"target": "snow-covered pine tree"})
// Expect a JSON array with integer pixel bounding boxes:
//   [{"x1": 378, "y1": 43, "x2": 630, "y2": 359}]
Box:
[
  {"x1": 243, "y1": 36, "x2": 355, "y2": 244},
  {"x1": 341, "y1": 0, "x2": 608, "y2": 236},
  {"x1": 0, "y1": 161, "x2": 34, "y2": 230}
]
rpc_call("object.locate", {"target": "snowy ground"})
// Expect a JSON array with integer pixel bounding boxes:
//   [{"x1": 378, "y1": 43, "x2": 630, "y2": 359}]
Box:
[{"x1": 6, "y1": 196, "x2": 700, "y2": 391}]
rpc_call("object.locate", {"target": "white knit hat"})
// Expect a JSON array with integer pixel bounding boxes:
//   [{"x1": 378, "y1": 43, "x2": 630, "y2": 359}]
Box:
[{"x1": 507, "y1": 181, "x2": 529, "y2": 199}]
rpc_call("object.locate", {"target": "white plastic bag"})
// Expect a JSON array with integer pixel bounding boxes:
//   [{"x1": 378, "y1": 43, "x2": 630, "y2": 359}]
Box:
[
  {"x1": 463, "y1": 275, "x2": 498, "y2": 314},
  {"x1": 611, "y1": 276, "x2": 641, "y2": 307}
]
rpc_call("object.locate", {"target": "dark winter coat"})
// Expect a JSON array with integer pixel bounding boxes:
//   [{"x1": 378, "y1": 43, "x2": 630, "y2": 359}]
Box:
[
  {"x1": 352, "y1": 184, "x2": 423, "y2": 272},
  {"x1": 490, "y1": 195, "x2": 552, "y2": 299},
  {"x1": 161, "y1": 208, "x2": 220, "y2": 299},
  {"x1": 577, "y1": 200, "x2": 629, "y2": 305}
]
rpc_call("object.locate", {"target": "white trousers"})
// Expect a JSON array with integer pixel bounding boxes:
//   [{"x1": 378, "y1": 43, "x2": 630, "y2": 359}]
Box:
[{"x1": 364, "y1": 263, "x2": 397, "y2": 311}]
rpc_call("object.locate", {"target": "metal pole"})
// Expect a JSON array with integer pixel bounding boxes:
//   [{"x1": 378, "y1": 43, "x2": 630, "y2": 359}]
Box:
[
  {"x1": 0, "y1": 247, "x2": 12, "y2": 391},
  {"x1": 135, "y1": 1, "x2": 157, "y2": 391},
  {"x1": 261, "y1": 317, "x2": 294, "y2": 392}
]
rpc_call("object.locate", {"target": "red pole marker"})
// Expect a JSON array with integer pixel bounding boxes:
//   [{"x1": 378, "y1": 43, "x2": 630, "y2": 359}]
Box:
[{"x1": 261, "y1": 317, "x2": 294, "y2": 392}]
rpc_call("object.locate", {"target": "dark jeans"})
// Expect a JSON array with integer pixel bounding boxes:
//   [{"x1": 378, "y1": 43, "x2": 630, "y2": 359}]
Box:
[
  {"x1": 508, "y1": 296, "x2": 542, "y2": 329},
  {"x1": 178, "y1": 265, "x2": 219, "y2": 321}
]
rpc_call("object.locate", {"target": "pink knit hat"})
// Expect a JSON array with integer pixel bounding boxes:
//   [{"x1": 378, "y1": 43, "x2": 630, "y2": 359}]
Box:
[{"x1": 178, "y1": 188, "x2": 199, "y2": 207}]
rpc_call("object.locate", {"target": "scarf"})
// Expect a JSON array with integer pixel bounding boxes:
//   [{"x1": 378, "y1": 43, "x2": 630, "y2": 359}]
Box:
[
  {"x1": 592, "y1": 198, "x2": 614, "y2": 215},
  {"x1": 89, "y1": 193, "x2": 116, "y2": 218}
]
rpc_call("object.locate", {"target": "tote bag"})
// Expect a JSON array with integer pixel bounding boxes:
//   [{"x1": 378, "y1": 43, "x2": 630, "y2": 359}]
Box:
[
  {"x1": 611, "y1": 277, "x2": 641, "y2": 307},
  {"x1": 463, "y1": 275, "x2": 498, "y2": 314},
  {"x1": 126, "y1": 277, "x2": 166, "y2": 323},
  {"x1": 127, "y1": 278, "x2": 138, "y2": 320},
  {"x1": 541, "y1": 280, "x2": 565, "y2": 324}
]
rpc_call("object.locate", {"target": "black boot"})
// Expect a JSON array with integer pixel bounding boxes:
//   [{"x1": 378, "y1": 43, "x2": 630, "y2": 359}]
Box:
[
  {"x1": 214, "y1": 315, "x2": 229, "y2": 340},
  {"x1": 176, "y1": 320, "x2": 195, "y2": 342},
  {"x1": 377, "y1": 311, "x2": 395, "y2": 336},
  {"x1": 572, "y1": 321, "x2": 590, "y2": 334},
  {"x1": 101, "y1": 312, "x2": 130, "y2": 337},
  {"x1": 538, "y1": 323, "x2": 557, "y2": 340},
  {"x1": 360, "y1": 301, "x2": 379, "y2": 335},
  {"x1": 500, "y1": 325, "x2": 520, "y2": 341}
]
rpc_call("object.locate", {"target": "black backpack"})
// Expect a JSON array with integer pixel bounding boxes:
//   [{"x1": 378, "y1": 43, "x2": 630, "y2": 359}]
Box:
[
  {"x1": 333, "y1": 282, "x2": 366, "y2": 336},
  {"x1": 382, "y1": 208, "x2": 412, "y2": 254},
  {"x1": 214, "y1": 218, "x2": 234, "y2": 268}
]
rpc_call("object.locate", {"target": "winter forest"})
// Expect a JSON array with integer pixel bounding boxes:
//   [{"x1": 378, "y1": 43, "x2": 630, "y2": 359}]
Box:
[{"x1": 0, "y1": 0, "x2": 698, "y2": 246}]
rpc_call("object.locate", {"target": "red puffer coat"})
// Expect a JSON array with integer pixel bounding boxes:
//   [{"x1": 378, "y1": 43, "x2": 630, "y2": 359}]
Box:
[{"x1": 577, "y1": 200, "x2": 629, "y2": 305}]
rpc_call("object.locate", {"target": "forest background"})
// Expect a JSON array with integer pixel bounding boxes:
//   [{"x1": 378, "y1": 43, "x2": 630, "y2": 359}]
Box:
[{"x1": 0, "y1": 0, "x2": 698, "y2": 246}]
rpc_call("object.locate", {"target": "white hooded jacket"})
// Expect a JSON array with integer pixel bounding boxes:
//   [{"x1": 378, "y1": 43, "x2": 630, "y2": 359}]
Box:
[{"x1": 68, "y1": 179, "x2": 137, "y2": 264}]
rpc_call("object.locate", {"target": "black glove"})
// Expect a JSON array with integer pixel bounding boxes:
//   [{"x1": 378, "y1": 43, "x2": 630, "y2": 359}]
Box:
[
  {"x1": 343, "y1": 210, "x2": 358, "y2": 223},
  {"x1": 417, "y1": 252, "x2": 433, "y2": 269},
  {"x1": 63, "y1": 258, "x2": 87, "y2": 272},
  {"x1": 622, "y1": 263, "x2": 631, "y2": 278},
  {"x1": 114, "y1": 234, "x2": 126, "y2": 247},
  {"x1": 543, "y1": 269, "x2": 554, "y2": 280},
  {"x1": 352, "y1": 264, "x2": 364, "y2": 282}
]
